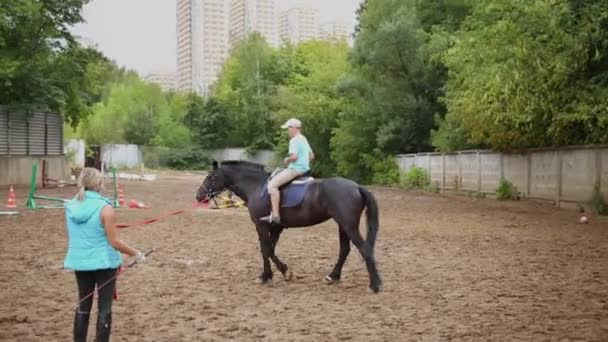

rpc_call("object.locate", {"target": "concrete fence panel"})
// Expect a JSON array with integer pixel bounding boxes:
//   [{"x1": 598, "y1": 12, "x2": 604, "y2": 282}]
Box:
[
  {"x1": 444, "y1": 154, "x2": 459, "y2": 190},
  {"x1": 0, "y1": 156, "x2": 69, "y2": 186},
  {"x1": 601, "y1": 149, "x2": 608, "y2": 196},
  {"x1": 529, "y1": 151, "x2": 559, "y2": 200},
  {"x1": 64, "y1": 139, "x2": 85, "y2": 167},
  {"x1": 395, "y1": 145, "x2": 607, "y2": 207},
  {"x1": 503, "y1": 154, "x2": 528, "y2": 195},
  {"x1": 481, "y1": 153, "x2": 501, "y2": 193},
  {"x1": 396, "y1": 155, "x2": 415, "y2": 174},
  {"x1": 561, "y1": 149, "x2": 597, "y2": 202},
  {"x1": 416, "y1": 154, "x2": 431, "y2": 176},
  {"x1": 460, "y1": 152, "x2": 479, "y2": 191},
  {"x1": 428, "y1": 154, "x2": 442, "y2": 185},
  {"x1": 101, "y1": 144, "x2": 142, "y2": 169}
]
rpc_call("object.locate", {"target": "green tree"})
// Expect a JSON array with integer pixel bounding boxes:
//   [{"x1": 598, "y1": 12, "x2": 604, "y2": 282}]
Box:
[
  {"x1": 183, "y1": 95, "x2": 231, "y2": 149},
  {"x1": 430, "y1": 113, "x2": 477, "y2": 152},
  {"x1": 441, "y1": 0, "x2": 608, "y2": 151},
  {"x1": 332, "y1": 0, "x2": 446, "y2": 183},
  {"x1": 214, "y1": 33, "x2": 294, "y2": 151},
  {"x1": 274, "y1": 40, "x2": 351, "y2": 177},
  {"x1": 82, "y1": 78, "x2": 190, "y2": 147},
  {"x1": 0, "y1": 0, "x2": 105, "y2": 127},
  {"x1": 153, "y1": 92, "x2": 191, "y2": 148}
]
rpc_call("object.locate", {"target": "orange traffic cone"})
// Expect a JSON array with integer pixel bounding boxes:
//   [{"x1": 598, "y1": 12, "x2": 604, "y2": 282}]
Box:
[
  {"x1": 6, "y1": 186, "x2": 17, "y2": 208},
  {"x1": 128, "y1": 199, "x2": 147, "y2": 209},
  {"x1": 117, "y1": 184, "x2": 125, "y2": 207}
]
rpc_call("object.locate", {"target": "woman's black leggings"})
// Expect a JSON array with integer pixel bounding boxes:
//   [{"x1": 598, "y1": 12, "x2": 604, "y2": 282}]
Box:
[{"x1": 73, "y1": 268, "x2": 117, "y2": 342}]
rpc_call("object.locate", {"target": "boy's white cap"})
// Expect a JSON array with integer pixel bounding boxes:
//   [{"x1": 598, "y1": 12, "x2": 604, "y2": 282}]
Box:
[{"x1": 281, "y1": 118, "x2": 301, "y2": 129}]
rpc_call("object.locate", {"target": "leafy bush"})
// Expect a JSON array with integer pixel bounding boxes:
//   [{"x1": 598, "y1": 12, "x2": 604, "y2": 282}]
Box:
[
  {"x1": 402, "y1": 166, "x2": 430, "y2": 189},
  {"x1": 496, "y1": 178, "x2": 517, "y2": 200},
  {"x1": 143, "y1": 146, "x2": 210, "y2": 170},
  {"x1": 589, "y1": 186, "x2": 607, "y2": 216},
  {"x1": 165, "y1": 148, "x2": 211, "y2": 170},
  {"x1": 143, "y1": 149, "x2": 161, "y2": 169},
  {"x1": 424, "y1": 182, "x2": 439, "y2": 193},
  {"x1": 370, "y1": 155, "x2": 400, "y2": 185}
]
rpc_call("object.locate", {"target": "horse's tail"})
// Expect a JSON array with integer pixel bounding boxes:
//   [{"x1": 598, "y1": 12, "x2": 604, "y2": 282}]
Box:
[{"x1": 358, "y1": 186, "x2": 379, "y2": 254}]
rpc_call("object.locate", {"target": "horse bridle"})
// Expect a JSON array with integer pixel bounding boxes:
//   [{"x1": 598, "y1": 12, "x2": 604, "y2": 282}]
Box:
[{"x1": 201, "y1": 185, "x2": 222, "y2": 199}]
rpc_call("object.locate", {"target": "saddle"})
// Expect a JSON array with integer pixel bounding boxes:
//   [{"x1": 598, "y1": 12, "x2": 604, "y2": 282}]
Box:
[{"x1": 262, "y1": 168, "x2": 314, "y2": 208}]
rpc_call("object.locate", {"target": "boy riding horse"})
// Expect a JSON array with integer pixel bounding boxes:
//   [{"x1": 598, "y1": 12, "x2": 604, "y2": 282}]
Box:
[{"x1": 260, "y1": 118, "x2": 314, "y2": 224}]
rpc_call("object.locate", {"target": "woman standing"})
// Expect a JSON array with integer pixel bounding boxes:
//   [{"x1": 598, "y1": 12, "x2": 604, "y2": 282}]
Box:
[{"x1": 64, "y1": 167, "x2": 145, "y2": 342}]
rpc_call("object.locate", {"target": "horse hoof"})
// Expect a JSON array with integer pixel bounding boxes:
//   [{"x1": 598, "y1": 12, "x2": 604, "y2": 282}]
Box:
[
  {"x1": 283, "y1": 271, "x2": 293, "y2": 282},
  {"x1": 368, "y1": 284, "x2": 382, "y2": 293},
  {"x1": 254, "y1": 276, "x2": 272, "y2": 285},
  {"x1": 324, "y1": 275, "x2": 338, "y2": 285}
]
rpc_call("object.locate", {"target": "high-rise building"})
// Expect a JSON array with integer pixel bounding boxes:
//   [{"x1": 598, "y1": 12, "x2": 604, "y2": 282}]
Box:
[
  {"x1": 176, "y1": 0, "x2": 229, "y2": 95},
  {"x1": 143, "y1": 71, "x2": 178, "y2": 92},
  {"x1": 279, "y1": 7, "x2": 318, "y2": 45},
  {"x1": 230, "y1": 0, "x2": 278, "y2": 48},
  {"x1": 318, "y1": 21, "x2": 351, "y2": 43}
]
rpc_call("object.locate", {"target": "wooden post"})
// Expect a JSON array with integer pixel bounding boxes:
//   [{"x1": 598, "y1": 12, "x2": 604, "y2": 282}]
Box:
[
  {"x1": 596, "y1": 148, "x2": 602, "y2": 191},
  {"x1": 442, "y1": 154, "x2": 446, "y2": 192},
  {"x1": 556, "y1": 150, "x2": 562, "y2": 208},
  {"x1": 477, "y1": 151, "x2": 482, "y2": 193},
  {"x1": 427, "y1": 154, "x2": 432, "y2": 186},
  {"x1": 499, "y1": 153, "x2": 504, "y2": 180},
  {"x1": 458, "y1": 152, "x2": 463, "y2": 191},
  {"x1": 526, "y1": 154, "x2": 532, "y2": 197}
]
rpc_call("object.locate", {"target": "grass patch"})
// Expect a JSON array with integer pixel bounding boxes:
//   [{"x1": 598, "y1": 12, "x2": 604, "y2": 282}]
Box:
[
  {"x1": 496, "y1": 178, "x2": 518, "y2": 201},
  {"x1": 401, "y1": 166, "x2": 430, "y2": 189},
  {"x1": 588, "y1": 185, "x2": 607, "y2": 216}
]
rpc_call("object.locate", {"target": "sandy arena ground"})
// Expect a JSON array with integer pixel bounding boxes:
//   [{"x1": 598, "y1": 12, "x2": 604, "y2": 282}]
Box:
[{"x1": 0, "y1": 173, "x2": 607, "y2": 341}]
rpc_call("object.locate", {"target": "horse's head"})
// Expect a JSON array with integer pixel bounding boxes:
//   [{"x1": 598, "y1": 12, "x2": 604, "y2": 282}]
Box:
[{"x1": 196, "y1": 160, "x2": 227, "y2": 202}]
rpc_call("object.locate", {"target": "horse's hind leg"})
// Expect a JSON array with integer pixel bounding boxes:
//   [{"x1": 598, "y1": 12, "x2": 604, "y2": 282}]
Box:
[
  {"x1": 325, "y1": 226, "x2": 350, "y2": 284},
  {"x1": 269, "y1": 228, "x2": 292, "y2": 281},
  {"x1": 343, "y1": 225, "x2": 382, "y2": 293}
]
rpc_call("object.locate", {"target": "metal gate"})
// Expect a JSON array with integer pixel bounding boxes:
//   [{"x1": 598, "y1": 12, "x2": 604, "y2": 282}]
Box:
[{"x1": 0, "y1": 107, "x2": 63, "y2": 156}]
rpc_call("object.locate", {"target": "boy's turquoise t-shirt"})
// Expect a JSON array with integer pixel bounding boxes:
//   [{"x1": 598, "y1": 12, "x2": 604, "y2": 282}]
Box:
[
  {"x1": 288, "y1": 134, "x2": 312, "y2": 173},
  {"x1": 63, "y1": 191, "x2": 123, "y2": 271}
]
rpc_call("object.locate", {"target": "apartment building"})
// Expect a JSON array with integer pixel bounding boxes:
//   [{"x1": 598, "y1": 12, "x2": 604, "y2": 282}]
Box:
[{"x1": 176, "y1": 0, "x2": 229, "y2": 95}]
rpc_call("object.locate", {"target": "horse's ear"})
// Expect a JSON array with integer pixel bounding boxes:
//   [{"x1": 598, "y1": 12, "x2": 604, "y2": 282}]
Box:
[{"x1": 212, "y1": 160, "x2": 219, "y2": 170}]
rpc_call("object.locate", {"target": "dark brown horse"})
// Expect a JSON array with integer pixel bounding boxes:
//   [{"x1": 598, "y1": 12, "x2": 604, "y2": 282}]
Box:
[{"x1": 196, "y1": 160, "x2": 382, "y2": 293}]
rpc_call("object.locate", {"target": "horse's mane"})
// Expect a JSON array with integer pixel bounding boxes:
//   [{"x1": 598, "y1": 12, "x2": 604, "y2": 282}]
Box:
[
  {"x1": 219, "y1": 160, "x2": 270, "y2": 174},
  {"x1": 220, "y1": 160, "x2": 265, "y2": 169}
]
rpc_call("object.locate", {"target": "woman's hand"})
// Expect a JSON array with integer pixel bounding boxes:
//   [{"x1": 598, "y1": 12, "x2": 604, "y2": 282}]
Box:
[{"x1": 134, "y1": 250, "x2": 146, "y2": 263}]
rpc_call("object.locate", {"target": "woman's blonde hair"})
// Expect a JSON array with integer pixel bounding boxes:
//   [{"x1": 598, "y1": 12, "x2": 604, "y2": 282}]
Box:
[{"x1": 77, "y1": 167, "x2": 104, "y2": 200}]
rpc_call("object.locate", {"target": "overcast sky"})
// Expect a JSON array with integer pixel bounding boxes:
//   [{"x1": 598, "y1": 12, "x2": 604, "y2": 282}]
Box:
[{"x1": 71, "y1": 0, "x2": 362, "y2": 75}]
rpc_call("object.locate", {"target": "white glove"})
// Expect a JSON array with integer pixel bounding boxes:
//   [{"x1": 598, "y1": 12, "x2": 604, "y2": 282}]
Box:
[{"x1": 134, "y1": 250, "x2": 146, "y2": 263}]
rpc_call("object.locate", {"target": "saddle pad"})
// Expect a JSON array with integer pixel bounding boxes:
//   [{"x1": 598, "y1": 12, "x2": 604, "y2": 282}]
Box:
[{"x1": 261, "y1": 179, "x2": 314, "y2": 208}]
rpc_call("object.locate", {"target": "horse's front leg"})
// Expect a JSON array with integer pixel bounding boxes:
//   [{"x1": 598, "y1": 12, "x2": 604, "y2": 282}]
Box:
[
  {"x1": 254, "y1": 224, "x2": 273, "y2": 284},
  {"x1": 269, "y1": 227, "x2": 292, "y2": 281}
]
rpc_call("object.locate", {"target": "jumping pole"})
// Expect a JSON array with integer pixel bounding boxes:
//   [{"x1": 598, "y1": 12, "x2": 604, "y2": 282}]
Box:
[
  {"x1": 26, "y1": 164, "x2": 66, "y2": 209},
  {"x1": 26, "y1": 163, "x2": 118, "y2": 209}
]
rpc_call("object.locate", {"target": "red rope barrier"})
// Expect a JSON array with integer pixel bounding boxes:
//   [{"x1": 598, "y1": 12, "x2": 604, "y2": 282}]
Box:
[{"x1": 114, "y1": 202, "x2": 206, "y2": 229}]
